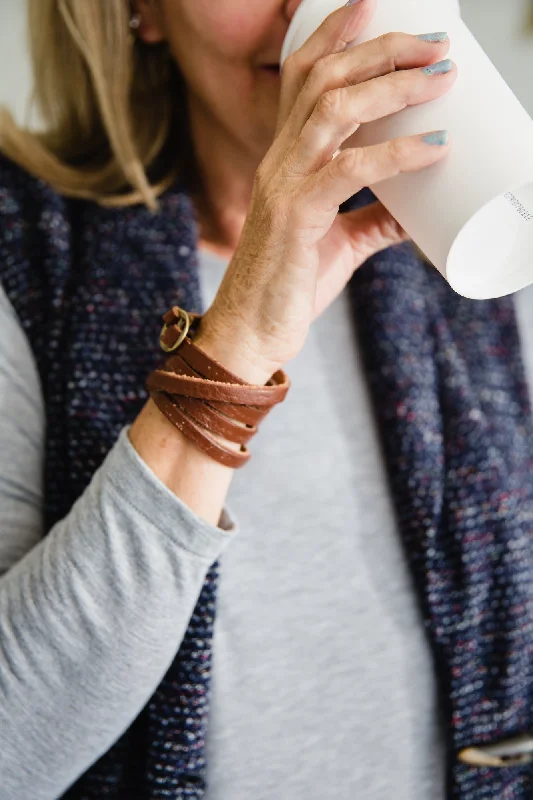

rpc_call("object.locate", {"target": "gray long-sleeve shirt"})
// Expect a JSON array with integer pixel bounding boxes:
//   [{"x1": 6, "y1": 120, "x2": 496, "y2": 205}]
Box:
[
  {"x1": 2, "y1": 243, "x2": 533, "y2": 799},
  {"x1": 0, "y1": 253, "x2": 237, "y2": 797}
]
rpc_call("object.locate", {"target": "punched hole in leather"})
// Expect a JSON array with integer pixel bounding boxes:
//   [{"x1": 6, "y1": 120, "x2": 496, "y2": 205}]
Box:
[{"x1": 458, "y1": 733, "x2": 533, "y2": 768}]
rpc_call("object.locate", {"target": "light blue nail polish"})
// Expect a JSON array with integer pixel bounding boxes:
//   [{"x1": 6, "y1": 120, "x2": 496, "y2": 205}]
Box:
[
  {"x1": 421, "y1": 58, "x2": 453, "y2": 76},
  {"x1": 417, "y1": 32, "x2": 448, "y2": 43},
  {"x1": 345, "y1": 0, "x2": 362, "y2": 6},
  {"x1": 422, "y1": 130, "x2": 449, "y2": 146}
]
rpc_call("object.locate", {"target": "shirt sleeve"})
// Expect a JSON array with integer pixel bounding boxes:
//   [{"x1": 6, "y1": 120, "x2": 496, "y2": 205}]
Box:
[{"x1": 0, "y1": 281, "x2": 239, "y2": 800}]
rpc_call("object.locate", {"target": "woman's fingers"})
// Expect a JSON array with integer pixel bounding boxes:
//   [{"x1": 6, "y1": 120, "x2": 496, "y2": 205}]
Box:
[
  {"x1": 284, "y1": 57, "x2": 456, "y2": 175},
  {"x1": 339, "y1": 200, "x2": 411, "y2": 258},
  {"x1": 303, "y1": 132, "x2": 451, "y2": 216},
  {"x1": 278, "y1": 31, "x2": 451, "y2": 150},
  {"x1": 277, "y1": 0, "x2": 377, "y2": 134}
]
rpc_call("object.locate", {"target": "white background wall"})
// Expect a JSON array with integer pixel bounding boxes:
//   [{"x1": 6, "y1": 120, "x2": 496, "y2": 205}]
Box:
[
  {"x1": 1, "y1": 0, "x2": 533, "y2": 121},
  {"x1": 460, "y1": 0, "x2": 533, "y2": 113},
  {"x1": 0, "y1": 0, "x2": 33, "y2": 125}
]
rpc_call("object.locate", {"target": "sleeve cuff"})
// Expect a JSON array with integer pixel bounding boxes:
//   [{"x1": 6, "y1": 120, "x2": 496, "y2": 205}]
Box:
[{"x1": 98, "y1": 426, "x2": 239, "y2": 562}]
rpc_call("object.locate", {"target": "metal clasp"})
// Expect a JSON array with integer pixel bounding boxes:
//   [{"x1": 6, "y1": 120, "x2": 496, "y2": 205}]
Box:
[
  {"x1": 160, "y1": 307, "x2": 191, "y2": 353},
  {"x1": 458, "y1": 733, "x2": 533, "y2": 768}
]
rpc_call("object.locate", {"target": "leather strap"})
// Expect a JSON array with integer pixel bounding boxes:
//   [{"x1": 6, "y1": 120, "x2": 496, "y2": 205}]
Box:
[
  {"x1": 160, "y1": 307, "x2": 288, "y2": 402},
  {"x1": 146, "y1": 368, "x2": 289, "y2": 407},
  {"x1": 147, "y1": 369, "x2": 258, "y2": 445},
  {"x1": 147, "y1": 306, "x2": 291, "y2": 468},
  {"x1": 164, "y1": 349, "x2": 268, "y2": 426},
  {"x1": 151, "y1": 390, "x2": 252, "y2": 469}
]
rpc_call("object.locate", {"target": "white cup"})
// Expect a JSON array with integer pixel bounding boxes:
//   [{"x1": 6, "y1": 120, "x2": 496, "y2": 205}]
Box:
[{"x1": 280, "y1": 0, "x2": 533, "y2": 300}]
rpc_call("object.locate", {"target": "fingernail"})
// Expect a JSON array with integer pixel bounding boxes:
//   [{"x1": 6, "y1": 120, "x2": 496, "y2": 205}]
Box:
[
  {"x1": 421, "y1": 130, "x2": 449, "y2": 146},
  {"x1": 417, "y1": 32, "x2": 448, "y2": 43},
  {"x1": 421, "y1": 58, "x2": 453, "y2": 76},
  {"x1": 345, "y1": 0, "x2": 362, "y2": 6}
]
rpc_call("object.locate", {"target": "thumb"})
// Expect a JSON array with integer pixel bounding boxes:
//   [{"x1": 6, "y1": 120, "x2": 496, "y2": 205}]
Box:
[{"x1": 339, "y1": 200, "x2": 411, "y2": 264}]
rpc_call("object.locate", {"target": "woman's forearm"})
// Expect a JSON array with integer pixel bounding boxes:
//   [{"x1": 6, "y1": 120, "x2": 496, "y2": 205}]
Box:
[
  {"x1": 0, "y1": 428, "x2": 235, "y2": 799},
  {"x1": 129, "y1": 328, "x2": 275, "y2": 528}
]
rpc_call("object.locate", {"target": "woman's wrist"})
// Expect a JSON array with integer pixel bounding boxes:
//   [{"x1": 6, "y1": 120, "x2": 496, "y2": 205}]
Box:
[
  {"x1": 193, "y1": 318, "x2": 280, "y2": 386},
  {"x1": 129, "y1": 399, "x2": 237, "y2": 527}
]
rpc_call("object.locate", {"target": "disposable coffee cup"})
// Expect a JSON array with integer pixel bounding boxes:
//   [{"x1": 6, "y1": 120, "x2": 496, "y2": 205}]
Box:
[{"x1": 280, "y1": 0, "x2": 533, "y2": 300}]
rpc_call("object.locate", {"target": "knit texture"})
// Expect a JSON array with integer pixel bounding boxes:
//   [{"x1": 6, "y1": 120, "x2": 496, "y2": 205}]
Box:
[
  {"x1": 0, "y1": 154, "x2": 215, "y2": 798},
  {"x1": 0, "y1": 151, "x2": 532, "y2": 797},
  {"x1": 345, "y1": 190, "x2": 533, "y2": 798}
]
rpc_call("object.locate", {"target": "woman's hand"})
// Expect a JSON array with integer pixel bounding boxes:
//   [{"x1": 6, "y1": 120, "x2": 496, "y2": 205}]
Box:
[{"x1": 197, "y1": 0, "x2": 456, "y2": 383}]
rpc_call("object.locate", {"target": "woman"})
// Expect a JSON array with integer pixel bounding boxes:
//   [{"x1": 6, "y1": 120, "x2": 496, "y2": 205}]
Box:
[{"x1": 1, "y1": 0, "x2": 533, "y2": 798}]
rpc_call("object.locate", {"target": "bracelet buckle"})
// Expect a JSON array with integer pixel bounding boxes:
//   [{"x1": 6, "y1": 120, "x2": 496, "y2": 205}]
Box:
[{"x1": 160, "y1": 306, "x2": 192, "y2": 353}]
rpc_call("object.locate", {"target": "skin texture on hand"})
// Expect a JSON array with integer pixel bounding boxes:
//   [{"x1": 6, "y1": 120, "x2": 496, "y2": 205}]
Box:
[
  {"x1": 125, "y1": 1, "x2": 453, "y2": 530},
  {"x1": 134, "y1": 0, "x2": 456, "y2": 374},
  {"x1": 132, "y1": 0, "x2": 453, "y2": 411},
  {"x1": 192, "y1": 21, "x2": 453, "y2": 372}
]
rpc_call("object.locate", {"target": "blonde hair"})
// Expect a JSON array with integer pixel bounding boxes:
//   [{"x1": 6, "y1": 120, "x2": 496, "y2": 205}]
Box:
[
  {"x1": 0, "y1": 0, "x2": 195, "y2": 211},
  {"x1": 527, "y1": 0, "x2": 533, "y2": 34}
]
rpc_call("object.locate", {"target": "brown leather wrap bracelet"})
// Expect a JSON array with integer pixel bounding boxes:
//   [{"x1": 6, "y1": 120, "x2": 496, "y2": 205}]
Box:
[{"x1": 146, "y1": 306, "x2": 291, "y2": 468}]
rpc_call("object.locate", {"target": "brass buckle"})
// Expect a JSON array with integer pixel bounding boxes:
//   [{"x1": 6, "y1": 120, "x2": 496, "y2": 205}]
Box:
[
  {"x1": 458, "y1": 733, "x2": 533, "y2": 768},
  {"x1": 160, "y1": 307, "x2": 191, "y2": 353}
]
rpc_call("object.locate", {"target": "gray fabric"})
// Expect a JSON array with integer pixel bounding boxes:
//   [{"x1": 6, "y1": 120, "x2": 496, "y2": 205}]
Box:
[
  {"x1": 1, "y1": 246, "x2": 533, "y2": 798},
  {"x1": 0, "y1": 281, "x2": 236, "y2": 798},
  {"x1": 198, "y1": 248, "x2": 445, "y2": 800}
]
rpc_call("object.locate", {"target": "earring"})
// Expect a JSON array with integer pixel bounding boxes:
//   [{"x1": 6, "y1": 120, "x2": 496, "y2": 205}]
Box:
[{"x1": 129, "y1": 12, "x2": 141, "y2": 29}]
